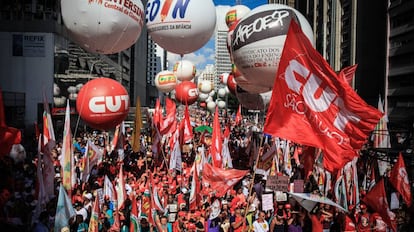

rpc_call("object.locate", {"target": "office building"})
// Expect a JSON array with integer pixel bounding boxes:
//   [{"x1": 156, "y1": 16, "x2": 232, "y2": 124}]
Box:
[{"x1": 0, "y1": 1, "x2": 149, "y2": 136}]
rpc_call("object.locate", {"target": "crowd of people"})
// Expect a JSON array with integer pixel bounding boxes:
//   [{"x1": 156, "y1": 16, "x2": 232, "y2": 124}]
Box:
[{"x1": 0, "y1": 110, "x2": 413, "y2": 232}]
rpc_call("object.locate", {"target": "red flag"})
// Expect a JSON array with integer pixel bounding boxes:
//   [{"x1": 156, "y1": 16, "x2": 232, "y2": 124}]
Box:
[
  {"x1": 160, "y1": 98, "x2": 177, "y2": 135},
  {"x1": 182, "y1": 104, "x2": 193, "y2": 144},
  {"x1": 263, "y1": 20, "x2": 382, "y2": 172},
  {"x1": 0, "y1": 89, "x2": 21, "y2": 156},
  {"x1": 189, "y1": 163, "x2": 201, "y2": 210},
  {"x1": 235, "y1": 105, "x2": 242, "y2": 125},
  {"x1": 149, "y1": 172, "x2": 165, "y2": 212},
  {"x1": 115, "y1": 164, "x2": 127, "y2": 210},
  {"x1": 363, "y1": 179, "x2": 397, "y2": 232},
  {"x1": 202, "y1": 163, "x2": 248, "y2": 198},
  {"x1": 338, "y1": 64, "x2": 358, "y2": 86},
  {"x1": 153, "y1": 98, "x2": 162, "y2": 129},
  {"x1": 210, "y1": 107, "x2": 222, "y2": 168},
  {"x1": 89, "y1": 195, "x2": 100, "y2": 232},
  {"x1": 130, "y1": 194, "x2": 140, "y2": 232},
  {"x1": 389, "y1": 153, "x2": 412, "y2": 206}
]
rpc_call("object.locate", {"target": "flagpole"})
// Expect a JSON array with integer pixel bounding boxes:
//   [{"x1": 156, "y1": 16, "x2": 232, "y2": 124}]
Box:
[{"x1": 243, "y1": 134, "x2": 264, "y2": 222}]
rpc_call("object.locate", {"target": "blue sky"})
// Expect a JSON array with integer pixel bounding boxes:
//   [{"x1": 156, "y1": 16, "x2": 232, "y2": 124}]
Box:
[{"x1": 167, "y1": 0, "x2": 268, "y2": 73}]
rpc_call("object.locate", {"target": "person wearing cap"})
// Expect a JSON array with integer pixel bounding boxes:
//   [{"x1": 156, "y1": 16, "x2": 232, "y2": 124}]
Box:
[{"x1": 253, "y1": 211, "x2": 270, "y2": 232}]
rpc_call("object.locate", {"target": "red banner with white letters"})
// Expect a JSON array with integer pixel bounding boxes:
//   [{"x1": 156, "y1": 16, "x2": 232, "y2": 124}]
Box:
[{"x1": 263, "y1": 21, "x2": 382, "y2": 172}]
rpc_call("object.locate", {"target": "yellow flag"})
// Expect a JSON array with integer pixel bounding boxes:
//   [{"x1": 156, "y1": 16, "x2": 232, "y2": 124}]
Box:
[{"x1": 132, "y1": 97, "x2": 142, "y2": 153}]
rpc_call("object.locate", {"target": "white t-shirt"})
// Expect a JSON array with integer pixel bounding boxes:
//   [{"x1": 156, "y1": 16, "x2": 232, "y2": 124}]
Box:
[{"x1": 252, "y1": 220, "x2": 269, "y2": 232}]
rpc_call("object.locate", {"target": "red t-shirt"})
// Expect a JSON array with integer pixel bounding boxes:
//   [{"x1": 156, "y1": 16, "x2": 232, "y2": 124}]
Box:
[{"x1": 310, "y1": 214, "x2": 324, "y2": 232}]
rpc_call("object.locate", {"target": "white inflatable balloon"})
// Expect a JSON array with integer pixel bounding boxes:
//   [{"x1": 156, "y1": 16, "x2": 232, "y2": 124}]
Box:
[
  {"x1": 225, "y1": 5, "x2": 251, "y2": 28},
  {"x1": 218, "y1": 88, "x2": 226, "y2": 98},
  {"x1": 69, "y1": 93, "x2": 78, "y2": 101},
  {"x1": 234, "y1": 75, "x2": 271, "y2": 94},
  {"x1": 61, "y1": 0, "x2": 145, "y2": 54},
  {"x1": 155, "y1": 70, "x2": 177, "y2": 93},
  {"x1": 198, "y1": 93, "x2": 209, "y2": 101},
  {"x1": 53, "y1": 83, "x2": 60, "y2": 96},
  {"x1": 76, "y1": 83, "x2": 84, "y2": 92},
  {"x1": 209, "y1": 90, "x2": 216, "y2": 97},
  {"x1": 146, "y1": 0, "x2": 216, "y2": 54},
  {"x1": 67, "y1": 86, "x2": 77, "y2": 94},
  {"x1": 54, "y1": 96, "x2": 67, "y2": 107},
  {"x1": 205, "y1": 96, "x2": 213, "y2": 103},
  {"x1": 198, "y1": 80, "x2": 213, "y2": 94},
  {"x1": 217, "y1": 100, "x2": 226, "y2": 109},
  {"x1": 231, "y1": 4, "x2": 314, "y2": 89},
  {"x1": 235, "y1": 86, "x2": 272, "y2": 110},
  {"x1": 173, "y1": 60, "x2": 196, "y2": 81},
  {"x1": 207, "y1": 101, "x2": 216, "y2": 112}
]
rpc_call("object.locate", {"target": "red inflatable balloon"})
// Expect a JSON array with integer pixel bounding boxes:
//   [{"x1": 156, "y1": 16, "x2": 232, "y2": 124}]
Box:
[
  {"x1": 76, "y1": 78, "x2": 130, "y2": 130},
  {"x1": 175, "y1": 81, "x2": 198, "y2": 105},
  {"x1": 199, "y1": 102, "x2": 206, "y2": 108}
]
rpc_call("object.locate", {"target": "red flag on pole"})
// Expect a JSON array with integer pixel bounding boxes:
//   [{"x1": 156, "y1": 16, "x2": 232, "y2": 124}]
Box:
[
  {"x1": 180, "y1": 104, "x2": 193, "y2": 145},
  {"x1": 115, "y1": 164, "x2": 127, "y2": 210},
  {"x1": 130, "y1": 194, "x2": 140, "y2": 232},
  {"x1": 189, "y1": 163, "x2": 201, "y2": 210},
  {"x1": 389, "y1": 153, "x2": 412, "y2": 206},
  {"x1": 363, "y1": 179, "x2": 397, "y2": 232},
  {"x1": 153, "y1": 98, "x2": 162, "y2": 129},
  {"x1": 263, "y1": 20, "x2": 382, "y2": 172},
  {"x1": 160, "y1": 98, "x2": 177, "y2": 135},
  {"x1": 210, "y1": 107, "x2": 222, "y2": 168},
  {"x1": 235, "y1": 105, "x2": 242, "y2": 125},
  {"x1": 202, "y1": 163, "x2": 248, "y2": 198}
]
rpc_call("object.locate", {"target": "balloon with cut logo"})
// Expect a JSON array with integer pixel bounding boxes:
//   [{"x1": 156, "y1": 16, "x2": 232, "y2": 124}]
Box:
[
  {"x1": 76, "y1": 78, "x2": 130, "y2": 130},
  {"x1": 146, "y1": 0, "x2": 216, "y2": 55},
  {"x1": 230, "y1": 4, "x2": 314, "y2": 89},
  {"x1": 155, "y1": 70, "x2": 177, "y2": 93},
  {"x1": 61, "y1": 0, "x2": 144, "y2": 54},
  {"x1": 174, "y1": 81, "x2": 198, "y2": 105},
  {"x1": 173, "y1": 60, "x2": 196, "y2": 81}
]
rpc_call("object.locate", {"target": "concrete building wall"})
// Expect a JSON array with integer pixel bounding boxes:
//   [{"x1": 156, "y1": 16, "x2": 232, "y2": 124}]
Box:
[{"x1": 0, "y1": 31, "x2": 54, "y2": 128}]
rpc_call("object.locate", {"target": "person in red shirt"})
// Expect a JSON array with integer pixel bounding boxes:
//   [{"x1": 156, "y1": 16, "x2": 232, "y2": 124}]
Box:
[
  {"x1": 230, "y1": 208, "x2": 246, "y2": 232},
  {"x1": 309, "y1": 207, "x2": 324, "y2": 232},
  {"x1": 342, "y1": 205, "x2": 357, "y2": 232},
  {"x1": 357, "y1": 204, "x2": 372, "y2": 232}
]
